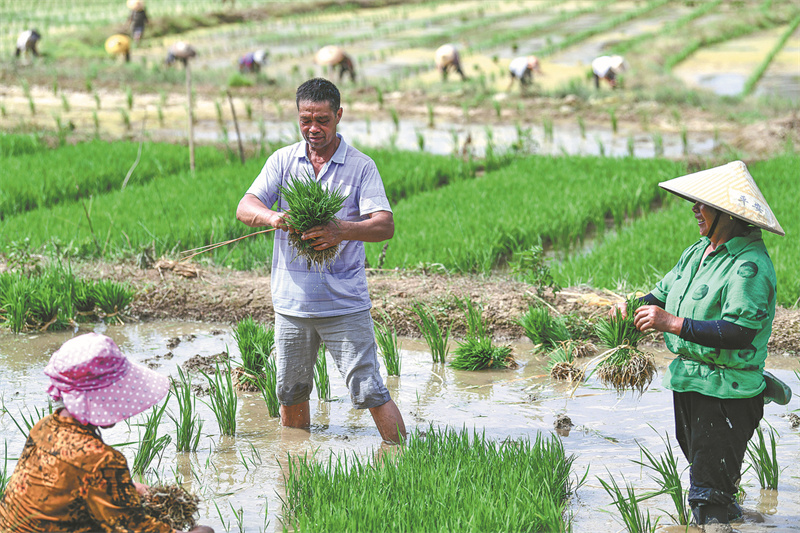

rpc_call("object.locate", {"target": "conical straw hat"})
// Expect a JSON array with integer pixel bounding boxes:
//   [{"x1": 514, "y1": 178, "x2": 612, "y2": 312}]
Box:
[
  {"x1": 315, "y1": 45, "x2": 344, "y2": 66},
  {"x1": 659, "y1": 160, "x2": 784, "y2": 236},
  {"x1": 105, "y1": 34, "x2": 131, "y2": 55},
  {"x1": 435, "y1": 44, "x2": 457, "y2": 67},
  {"x1": 127, "y1": 0, "x2": 145, "y2": 11}
]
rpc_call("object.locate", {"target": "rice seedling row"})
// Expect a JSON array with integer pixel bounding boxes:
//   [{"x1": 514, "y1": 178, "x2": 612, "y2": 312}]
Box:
[
  {"x1": 0, "y1": 139, "x2": 229, "y2": 219},
  {"x1": 365, "y1": 155, "x2": 686, "y2": 274},
  {"x1": 554, "y1": 154, "x2": 800, "y2": 308},
  {"x1": 742, "y1": 14, "x2": 800, "y2": 96}
]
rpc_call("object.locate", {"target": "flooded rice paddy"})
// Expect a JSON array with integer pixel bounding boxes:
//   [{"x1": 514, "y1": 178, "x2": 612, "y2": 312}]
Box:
[{"x1": 2, "y1": 321, "x2": 799, "y2": 532}]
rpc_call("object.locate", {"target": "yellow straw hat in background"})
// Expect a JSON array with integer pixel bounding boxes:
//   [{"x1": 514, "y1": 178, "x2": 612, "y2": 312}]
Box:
[
  {"x1": 105, "y1": 34, "x2": 131, "y2": 56},
  {"x1": 434, "y1": 44, "x2": 457, "y2": 68},
  {"x1": 126, "y1": 0, "x2": 145, "y2": 11},
  {"x1": 659, "y1": 160, "x2": 785, "y2": 236}
]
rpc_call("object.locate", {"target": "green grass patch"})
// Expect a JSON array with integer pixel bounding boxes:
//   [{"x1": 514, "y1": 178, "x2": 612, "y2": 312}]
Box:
[{"x1": 282, "y1": 425, "x2": 579, "y2": 532}]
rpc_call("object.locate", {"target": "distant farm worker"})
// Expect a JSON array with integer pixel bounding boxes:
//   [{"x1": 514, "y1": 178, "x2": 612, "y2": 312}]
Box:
[
  {"x1": 127, "y1": 0, "x2": 148, "y2": 44},
  {"x1": 239, "y1": 49, "x2": 268, "y2": 73},
  {"x1": 591, "y1": 54, "x2": 626, "y2": 89},
  {"x1": 0, "y1": 333, "x2": 215, "y2": 533},
  {"x1": 14, "y1": 29, "x2": 41, "y2": 59},
  {"x1": 166, "y1": 41, "x2": 197, "y2": 67},
  {"x1": 434, "y1": 43, "x2": 467, "y2": 81},
  {"x1": 105, "y1": 33, "x2": 132, "y2": 62},
  {"x1": 613, "y1": 161, "x2": 788, "y2": 528},
  {"x1": 315, "y1": 45, "x2": 356, "y2": 82},
  {"x1": 507, "y1": 55, "x2": 542, "y2": 92},
  {"x1": 236, "y1": 78, "x2": 407, "y2": 445}
]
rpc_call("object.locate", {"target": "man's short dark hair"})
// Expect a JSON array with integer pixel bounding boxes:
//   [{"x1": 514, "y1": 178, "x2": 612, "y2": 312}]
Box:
[{"x1": 296, "y1": 78, "x2": 340, "y2": 113}]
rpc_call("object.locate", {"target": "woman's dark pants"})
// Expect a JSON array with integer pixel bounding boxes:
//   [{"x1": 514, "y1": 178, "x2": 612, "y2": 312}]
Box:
[{"x1": 673, "y1": 390, "x2": 763, "y2": 524}]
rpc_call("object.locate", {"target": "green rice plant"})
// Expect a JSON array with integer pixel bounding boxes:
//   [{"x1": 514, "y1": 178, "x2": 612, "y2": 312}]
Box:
[
  {"x1": 94, "y1": 92, "x2": 101, "y2": 109},
  {"x1": 61, "y1": 94, "x2": 70, "y2": 112},
  {"x1": 282, "y1": 425, "x2": 578, "y2": 532},
  {"x1": 256, "y1": 349, "x2": 280, "y2": 417},
  {"x1": 314, "y1": 344, "x2": 331, "y2": 401},
  {"x1": 652, "y1": 133, "x2": 663, "y2": 156},
  {"x1": 609, "y1": 108, "x2": 618, "y2": 134},
  {"x1": 73, "y1": 279, "x2": 97, "y2": 315},
  {"x1": 169, "y1": 366, "x2": 204, "y2": 452},
  {"x1": 374, "y1": 319, "x2": 401, "y2": 376},
  {"x1": 547, "y1": 341, "x2": 584, "y2": 381},
  {"x1": 376, "y1": 87, "x2": 384, "y2": 109},
  {"x1": 93, "y1": 280, "x2": 134, "y2": 323},
  {"x1": 4, "y1": 403, "x2": 53, "y2": 437},
  {"x1": 458, "y1": 297, "x2": 488, "y2": 339},
  {"x1": 578, "y1": 116, "x2": 586, "y2": 139},
  {"x1": 743, "y1": 13, "x2": 800, "y2": 96},
  {"x1": 132, "y1": 400, "x2": 172, "y2": 478},
  {"x1": 633, "y1": 431, "x2": 690, "y2": 525},
  {"x1": 493, "y1": 99, "x2": 501, "y2": 118},
  {"x1": 245, "y1": 101, "x2": 253, "y2": 120},
  {"x1": 450, "y1": 335, "x2": 514, "y2": 371},
  {"x1": 598, "y1": 471, "x2": 660, "y2": 533},
  {"x1": 509, "y1": 240, "x2": 560, "y2": 296},
  {"x1": 746, "y1": 425, "x2": 780, "y2": 489},
  {"x1": 412, "y1": 303, "x2": 450, "y2": 364},
  {"x1": 233, "y1": 316, "x2": 274, "y2": 379},
  {"x1": 426, "y1": 102, "x2": 434, "y2": 127},
  {"x1": 125, "y1": 86, "x2": 134, "y2": 110},
  {"x1": 543, "y1": 117, "x2": 554, "y2": 143},
  {"x1": 627, "y1": 136, "x2": 635, "y2": 157},
  {"x1": 415, "y1": 129, "x2": 424, "y2": 151},
  {"x1": 389, "y1": 107, "x2": 399, "y2": 132},
  {"x1": 279, "y1": 175, "x2": 348, "y2": 269},
  {"x1": 0, "y1": 277, "x2": 32, "y2": 333},
  {"x1": 592, "y1": 295, "x2": 655, "y2": 392},
  {"x1": 202, "y1": 357, "x2": 238, "y2": 436},
  {"x1": 0, "y1": 441, "x2": 9, "y2": 498},
  {"x1": 0, "y1": 133, "x2": 44, "y2": 157},
  {"x1": 120, "y1": 108, "x2": 130, "y2": 130},
  {"x1": 518, "y1": 304, "x2": 570, "y2": 349}
]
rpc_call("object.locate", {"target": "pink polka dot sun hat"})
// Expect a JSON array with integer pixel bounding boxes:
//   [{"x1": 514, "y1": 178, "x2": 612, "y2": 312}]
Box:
[{"x1": 44, "y1": 333, "x2": 169, "y2": 426}]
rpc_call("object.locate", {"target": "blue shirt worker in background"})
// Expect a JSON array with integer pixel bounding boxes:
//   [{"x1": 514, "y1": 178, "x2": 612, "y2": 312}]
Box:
[
  {"x1": 236, "y1": 78, "x2": 407, "y2": 444},
  {"x1": 617, "y1": 160, "x2": 787, "y2": 528}
]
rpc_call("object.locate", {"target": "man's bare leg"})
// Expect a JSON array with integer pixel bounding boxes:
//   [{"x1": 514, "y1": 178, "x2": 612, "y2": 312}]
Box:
[
  {"x1": 280, "y1": 401, "x2": 310, "y2": 428},
  {"x1": 369, "y1": 400, "x2": 406, "y2": 444}
]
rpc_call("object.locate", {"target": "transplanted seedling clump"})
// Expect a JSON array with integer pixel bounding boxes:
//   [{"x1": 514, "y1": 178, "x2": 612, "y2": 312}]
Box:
[{"x1": 279, "y1": 175, "x2": 348, "y2": 270}]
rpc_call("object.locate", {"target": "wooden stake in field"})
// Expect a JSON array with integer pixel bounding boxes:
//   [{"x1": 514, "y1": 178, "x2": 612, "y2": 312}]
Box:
[{"x1": 167, "y1": 42, "x2": 198, "y2": 171}]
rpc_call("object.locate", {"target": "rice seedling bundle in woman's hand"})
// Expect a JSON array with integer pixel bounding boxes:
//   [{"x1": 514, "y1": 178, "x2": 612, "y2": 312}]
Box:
[
  {"x1": 593, "y1": 296, "x2": 656, "y2": 393},
  {"x1": 279, "y1": 175, "x2": 348, "y2": 269},
  {"x1": 141, "y1": 484, "x2": 199, "y2": 531}
]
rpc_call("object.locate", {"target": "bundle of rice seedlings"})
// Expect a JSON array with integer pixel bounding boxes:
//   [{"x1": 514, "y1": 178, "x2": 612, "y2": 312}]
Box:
[
  {"x1": 93, "y1": 280, "x2": 134, "y2": 324},
  {"x1": 593, "y1": 296, "x2": 655, "y2": 393},
  {"x1": 450, "y1": 336, "x2": 516, "y2": 371},
  {"x1": 141, "y1": 484, "x2": 199, "y2": 531},
  {"x1": 232, "y1": 316, "x2": 274, "y2": 391},
  {"x1": 547, "y1": 342, "x2": 584, "y2": 382},
  {"x1": 517, "y1": 305, "x2": 570, "y2": 350},
  {"x1": 279, "y1": 175, "x2": 348, "y2": 269}
]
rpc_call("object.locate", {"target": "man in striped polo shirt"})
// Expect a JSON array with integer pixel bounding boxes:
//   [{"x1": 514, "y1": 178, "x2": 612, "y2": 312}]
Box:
[{"x1": 236, "y1": 78, "x2": 406, "y2": 444}]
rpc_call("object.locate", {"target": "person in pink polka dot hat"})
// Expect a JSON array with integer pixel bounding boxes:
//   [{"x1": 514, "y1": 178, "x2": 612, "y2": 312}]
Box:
[{"x1": 0, "y1": 333, "x2": 214, "y2": 533}]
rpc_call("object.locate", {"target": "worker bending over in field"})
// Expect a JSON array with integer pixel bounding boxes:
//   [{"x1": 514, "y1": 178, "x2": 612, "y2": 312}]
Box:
[
  {"x1": 236, "y1": 78, "x2": 407, "y2": 444},
  {"x1": 613, "y1": 161, "x2": 789, "y2": 530},
  {"x1": 435, "y1": 43, "x2": 467, "y2": 81},
  {"x1": 14, "y1": 29, "x2": 41, "y2": 59},
  {"x1": 591, "y1": 54, "x2": 626, "y2": 89},
  {"x1": 239, "y1": 49, "x2": 268, "y2": 73},
  {"x1": 315, "y1": 45, "x2": 356, "y2": 82},
  {"x1": 127, "y1": 0, "x2": 149, "y2": 44},
  {"x1": 507, "y1": 55, "x2": 542, "y2": 93},
  {"x1": 0, "y1": 333, "x2": 215, "y2": 533}
]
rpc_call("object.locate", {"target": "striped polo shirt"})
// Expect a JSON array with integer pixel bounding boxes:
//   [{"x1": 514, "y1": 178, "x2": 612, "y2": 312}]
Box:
[{"x1": 246, "y1": 134, "x2": 392, "y2": 318}]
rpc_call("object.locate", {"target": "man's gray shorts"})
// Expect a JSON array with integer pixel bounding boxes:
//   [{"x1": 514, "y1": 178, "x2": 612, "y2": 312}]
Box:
[{"x1": 275, "y1": 310, "x2": 391, "y2": 409}]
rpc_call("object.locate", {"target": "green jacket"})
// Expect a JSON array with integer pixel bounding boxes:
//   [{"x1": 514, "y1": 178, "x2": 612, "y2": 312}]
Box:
[{"x1": 652, "y1": 229, "x2": 776, "y2": 399}]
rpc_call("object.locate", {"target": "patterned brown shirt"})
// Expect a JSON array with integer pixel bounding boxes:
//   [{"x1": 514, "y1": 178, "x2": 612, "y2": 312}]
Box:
[{"x1": 0, "y1": 411, "x2": 173, "y2": 533}]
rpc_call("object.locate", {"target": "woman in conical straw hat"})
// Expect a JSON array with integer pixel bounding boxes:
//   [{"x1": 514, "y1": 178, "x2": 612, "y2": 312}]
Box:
[
  {"x1": 615, "y1": 160, "x2": 786, "y2": 528},
  {"x1": 0, "y1": 333, "x2": 214, "y2": 533}
]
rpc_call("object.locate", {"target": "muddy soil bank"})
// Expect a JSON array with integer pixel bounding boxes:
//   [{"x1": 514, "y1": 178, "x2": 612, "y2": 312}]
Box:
[{"x1": 71, "y1": 259, "x2": 800, "y2": 357}]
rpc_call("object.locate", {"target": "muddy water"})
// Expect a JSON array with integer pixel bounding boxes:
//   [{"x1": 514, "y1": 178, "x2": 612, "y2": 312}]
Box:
[{"x1": 1, "y1": 321, "x2": 799, "y2": 532}]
